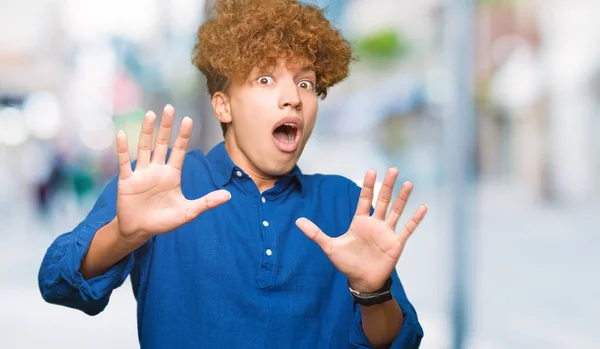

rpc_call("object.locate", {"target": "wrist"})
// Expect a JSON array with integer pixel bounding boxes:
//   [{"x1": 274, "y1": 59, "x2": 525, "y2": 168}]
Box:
[
  {"x1": 81, "y1": 217, "x2": 140, "y2": 280},
  {"x1": 115, "y1": 218, "x2": 150, "y2": 250},
  {"x1": 348, "y1": 277, "x2": 385, "y2": 294}
]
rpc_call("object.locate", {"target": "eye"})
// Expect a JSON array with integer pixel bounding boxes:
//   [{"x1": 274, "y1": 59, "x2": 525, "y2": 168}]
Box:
[
  {"x1": 257, "y1": 76, "x2": 274, "y2": 85},
  {"x1": 298, "y1": 80, "x2": 314, "y2": 90}
]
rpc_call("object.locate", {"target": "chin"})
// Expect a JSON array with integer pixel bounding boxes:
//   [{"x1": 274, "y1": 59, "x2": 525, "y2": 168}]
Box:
[{"x1": 263, "y1": 160, "x2": 297, "y2": 177}]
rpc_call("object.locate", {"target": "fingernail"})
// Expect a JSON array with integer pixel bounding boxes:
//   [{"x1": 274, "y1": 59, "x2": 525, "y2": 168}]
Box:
[
  {"x1": 165, "y1": 104, "x2": 173, "y2": 111},
  {"x1": 209, "y1": 190, "x2": 230, "y2": 201},
  {"x1": 222, "y1": 190, "x2": 231, "y2": 200},
  {"x1": 118, "y1": 130, "x2": 124, "y2": 136}
]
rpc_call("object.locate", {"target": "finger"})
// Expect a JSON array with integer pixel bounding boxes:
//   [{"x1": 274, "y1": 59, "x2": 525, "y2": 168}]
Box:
[
  {"x1": 385, "y1": 181, "x2": 413, "y2": 230},
  {"x1": 355, "y1": 169, "x2": 377, "y2": 216},
  {"x1": 116, "y1": 130, "x2": 132, "y2": 180},
  {"x1": 187, "y1": 189, "x2": 231, "y2": 220},
  {"x1": 151, "y1": 104, "x2": 175, "y2": 164},
  {"x1": 136, "y1": 110, "x2": 156, "y2": 169},
  {"x1": 373, "y1": 167, "x2": 399, "y2": 220},
  {"x1": 397, "y1": 204, "x2": 428, "y2": 246},
  {"x1": 296, "y1": 218, "x2": 333, "y2": 257},
  {"x1": 167, "y1": 117, "x2": 193, "y2": 171}
]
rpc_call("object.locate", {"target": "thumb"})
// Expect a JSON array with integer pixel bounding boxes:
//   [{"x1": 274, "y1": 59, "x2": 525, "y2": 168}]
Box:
[
  {"x1": 188, "y1": 189, "x2": 231, "y2": 218},
  {"x1": 296, "y1": 217, "x2": 332, "y2": 257}
]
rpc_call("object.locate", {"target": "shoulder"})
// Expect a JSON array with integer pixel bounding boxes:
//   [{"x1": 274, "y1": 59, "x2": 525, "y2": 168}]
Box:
[
  {"x1": 184, "y1": 149, "x2": 206, "y2": 162},
  {"x1": 301, "y1": 172, "x2": 362, "y2": 197},
  {"x1": 300, "y1": 173, "x2": 364, "y2": 222}
]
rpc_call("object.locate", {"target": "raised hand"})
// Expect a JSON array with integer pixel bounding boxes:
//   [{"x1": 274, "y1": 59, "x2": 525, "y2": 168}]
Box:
[
  {"x1": 296, "y1": 168, "x2": 427, "y2": 293},
  {"x1": 115, "y1": 105, "x2": 231, "y2": 246}
]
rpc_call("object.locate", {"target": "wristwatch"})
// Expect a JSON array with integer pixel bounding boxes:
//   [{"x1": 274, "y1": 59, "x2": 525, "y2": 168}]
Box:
[{"x1": 348, "y1": 277, "x2": 393, "y2": 306}]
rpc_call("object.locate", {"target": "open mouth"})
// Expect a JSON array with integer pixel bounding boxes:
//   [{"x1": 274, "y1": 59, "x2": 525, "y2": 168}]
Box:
[
  {"x1": 272, "y1": 117, "x2": 303, "y2": 153},
  {"x1": 273, "y1": 123, "x2": 298, "y2": 144}
]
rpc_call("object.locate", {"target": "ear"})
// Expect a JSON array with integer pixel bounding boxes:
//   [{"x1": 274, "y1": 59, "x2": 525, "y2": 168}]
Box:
[{"x1": 211, "y1": 92, "x2": 232, "y2": 125}]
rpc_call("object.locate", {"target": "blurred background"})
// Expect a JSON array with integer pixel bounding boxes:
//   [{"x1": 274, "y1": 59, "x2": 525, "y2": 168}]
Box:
[{"x1": 1, "y1": 0, "x2": 598, "y2": 348}]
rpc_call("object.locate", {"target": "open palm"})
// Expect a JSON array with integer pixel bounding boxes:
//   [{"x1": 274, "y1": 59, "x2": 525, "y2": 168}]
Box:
[
  {"x1": 115, "y1": 105, "x2": 230, "y2": 246},
  {"x1": 296, "y1": 168, "x2": 427, "y2": 293}
]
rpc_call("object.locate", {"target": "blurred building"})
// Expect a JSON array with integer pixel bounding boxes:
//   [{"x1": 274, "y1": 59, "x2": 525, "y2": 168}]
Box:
[
  {"x1": 475, "y1": 0, "x2": 600, "y2": 204},
  {"x1": 1, "y1": 1, "x2": 599, "y2": 349}
]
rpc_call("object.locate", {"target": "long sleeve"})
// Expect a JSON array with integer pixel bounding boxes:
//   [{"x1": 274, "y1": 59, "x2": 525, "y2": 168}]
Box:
[
  {"x1": 37, "y1": 176, "x2": 135, "y2": 316},
  {"x1": 348, "y1": 270, "x2": 424, "y2": 348},
  {"x1": 346, "y1": 179, "x2": 424, "y2": 348}
]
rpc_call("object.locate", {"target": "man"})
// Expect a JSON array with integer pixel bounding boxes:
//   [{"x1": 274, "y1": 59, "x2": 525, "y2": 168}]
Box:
[{"x1": 38, "y1": 0, "x2": 428, "y2": 348}]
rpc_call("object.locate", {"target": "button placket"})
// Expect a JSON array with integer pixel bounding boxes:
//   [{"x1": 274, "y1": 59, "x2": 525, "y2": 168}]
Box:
[
  {"x1": 256, "y1": 197, "x2": 276, "y2": 289},
  {"x1": 261, "y1": 219, "x2": 271, "y2": 256}
]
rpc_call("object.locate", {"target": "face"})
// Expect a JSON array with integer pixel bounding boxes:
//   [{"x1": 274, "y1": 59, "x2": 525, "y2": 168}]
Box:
[{"x1": 212, "y1": 58, "x2": 318, "y2": 185}]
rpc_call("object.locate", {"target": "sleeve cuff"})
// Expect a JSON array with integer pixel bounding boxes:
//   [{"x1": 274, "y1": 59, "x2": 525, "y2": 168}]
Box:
[
  {"x1": 349, "y1": 302, "x2": 424, "y2": 349},
  {"x1": 58, "y1": 217, "x2": 135, "y2": 302}
]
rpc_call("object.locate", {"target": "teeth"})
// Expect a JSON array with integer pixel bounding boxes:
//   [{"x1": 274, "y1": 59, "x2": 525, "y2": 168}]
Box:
[
  {"x1": 284, "y1": 123, "x2": 296, "y2": 127},
  {"x1": 288, "y1": 133, "x2": 295, "y2": 142}
]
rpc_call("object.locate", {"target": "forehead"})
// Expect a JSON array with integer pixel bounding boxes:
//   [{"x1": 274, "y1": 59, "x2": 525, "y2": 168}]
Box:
[{"x1": 252, "y1": 57, "x2": 315, "y2": 74}]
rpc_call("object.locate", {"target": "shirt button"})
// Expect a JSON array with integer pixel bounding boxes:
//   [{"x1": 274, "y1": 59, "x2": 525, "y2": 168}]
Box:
[
  {"x1": 265, "y1": 249, "x2": 273, "y2": 256},
  {"x1": 261, "y1": 197, "x2": 266, "y2": 203},
  {"x1": 262, "y1": 221, "x2": 269, "y2": 227},
  {"x1": 236, "y1": 170, "x2": 242, "y2": 177}
]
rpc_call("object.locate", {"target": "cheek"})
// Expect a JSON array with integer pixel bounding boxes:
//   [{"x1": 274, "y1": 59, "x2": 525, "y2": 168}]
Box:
[
  {"x1": 303, "y1": 97, "x2": 318, "y2": 125},
  {"x1": 233, "y1": 97, "x2": 273, "y2": 134}
]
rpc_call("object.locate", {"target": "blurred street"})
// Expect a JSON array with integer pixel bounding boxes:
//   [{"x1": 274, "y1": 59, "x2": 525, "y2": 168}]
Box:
[{"x1": 1, "y1": 179, "x2": 598, "y2": 349}]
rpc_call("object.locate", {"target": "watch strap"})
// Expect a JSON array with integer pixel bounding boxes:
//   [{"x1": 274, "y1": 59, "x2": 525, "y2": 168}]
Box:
[{"x1": 348, "y1": 277, "x2": 393, "y2": 307}]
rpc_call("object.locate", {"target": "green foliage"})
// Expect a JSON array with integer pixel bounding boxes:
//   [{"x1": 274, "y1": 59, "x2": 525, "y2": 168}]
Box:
[{"x1": 353, "y1": 28, "x2": 408, "y2": 62}]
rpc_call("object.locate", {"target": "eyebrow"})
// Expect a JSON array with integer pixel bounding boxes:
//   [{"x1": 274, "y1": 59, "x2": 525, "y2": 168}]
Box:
[
  {"x1": 297, "y1": 65, "x2": 315, "y2": 73},
  {"x1": 294, "y1": 66, "x2": 316, "y2": 79}
]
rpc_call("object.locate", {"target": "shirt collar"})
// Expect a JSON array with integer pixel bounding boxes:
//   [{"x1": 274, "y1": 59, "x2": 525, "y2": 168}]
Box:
[
  {"x1": 206, "y1": 141, "x2": 237, "y2": 187},
  {"x1": 206, "y1": 141, "x2": 305, "y2": 195}
]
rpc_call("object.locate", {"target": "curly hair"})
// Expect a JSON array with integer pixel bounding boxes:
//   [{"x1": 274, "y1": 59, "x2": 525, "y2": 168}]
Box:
[{"x1": 192, "y1": 0, "x2": 354, "y2": 135}]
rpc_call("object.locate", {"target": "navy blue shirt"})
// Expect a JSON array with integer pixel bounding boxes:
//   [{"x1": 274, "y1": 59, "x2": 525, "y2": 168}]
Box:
[{"x1": 38, "y1": 142, "x2": 423, "y2": 348}]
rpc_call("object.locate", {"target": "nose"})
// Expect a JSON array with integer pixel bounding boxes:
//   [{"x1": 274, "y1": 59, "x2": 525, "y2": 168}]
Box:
[{"x1": 278, "y1": 80, "x2": 302, "y2": 110}]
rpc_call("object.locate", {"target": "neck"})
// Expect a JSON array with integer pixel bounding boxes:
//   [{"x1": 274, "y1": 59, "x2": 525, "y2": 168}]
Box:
[{"x1": 224, "y1": 135, "x2": 278, "y2": 193}]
